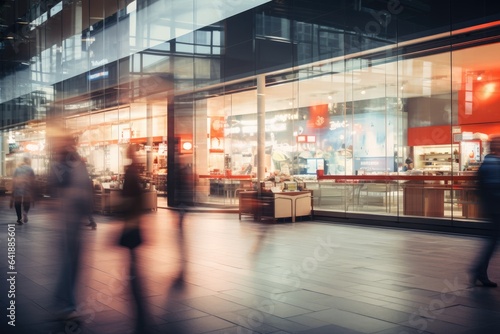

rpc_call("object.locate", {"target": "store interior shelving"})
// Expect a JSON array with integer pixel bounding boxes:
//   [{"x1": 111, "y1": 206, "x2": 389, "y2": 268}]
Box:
[{"x1": 415, "y1": 145, "x2": 459, "y2": 172}]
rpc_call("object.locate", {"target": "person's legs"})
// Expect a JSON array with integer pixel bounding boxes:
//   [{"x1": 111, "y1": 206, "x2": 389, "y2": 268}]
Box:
[
  {"x1": 85, "y1": 215, "x2": 96, "y2": 229},
  {"x1": 22, "y1": 196, "x2": 31, "y2": 222},
  {"x1": 14, "y1": 196, "x2": 22, "y2": 223},
  {"x1": 472, "y1": 237, "x2": 496, "y2": 278},
  {"x1": 129, "y1": 250, "x2": 150, "y2": 333},
  {"x1": 54, "y1": 206, "x2": 84, "y2": 315},
  {"x1": 470, "y1": 217, "x2": 500, "y2": 287}
]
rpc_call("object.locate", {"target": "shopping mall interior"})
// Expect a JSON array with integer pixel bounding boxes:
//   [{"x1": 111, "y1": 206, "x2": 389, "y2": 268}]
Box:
[
  {"x1": 1, "y1": 1, "x2": 500, "y2": 231},
  {"x1": 2, "y1": 2, "x2": 500, "y2": 334}
]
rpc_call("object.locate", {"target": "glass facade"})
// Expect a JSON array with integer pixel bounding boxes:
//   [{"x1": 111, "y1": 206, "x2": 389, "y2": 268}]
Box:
[{"x1": 2, "y1": 1, "x2": 500, "y2": 230}]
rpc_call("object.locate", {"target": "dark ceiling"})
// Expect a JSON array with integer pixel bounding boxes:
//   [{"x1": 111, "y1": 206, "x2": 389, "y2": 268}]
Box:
[{"x1": 0, "y1": 0, "x2": 32, "y2": 78}]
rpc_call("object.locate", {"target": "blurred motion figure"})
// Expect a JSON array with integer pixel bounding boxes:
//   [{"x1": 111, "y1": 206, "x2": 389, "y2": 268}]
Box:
[
  {"x1": 402, "y1": 157, "x2": 413, "y2": 171},
  {"x1": 172, "y1": 161, "x2": 194, "y2": 284},
  {"x1": 48, "y1": 130, "x2": 94, "y2": 318},
  {"x1": 117, "y1": 144, "x2": 151, "y2": 333},
  {"x1": 11, "y1": 155, "x2": 36, "y2": 224},
  {"x1": 472, "y1": 134, "x2": 500, "y2": 287}
]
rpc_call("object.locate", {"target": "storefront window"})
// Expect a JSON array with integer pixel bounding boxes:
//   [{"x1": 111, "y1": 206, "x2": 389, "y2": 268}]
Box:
[{"x1": 192, "y1": 39, "x2": 500, "y2": 221}]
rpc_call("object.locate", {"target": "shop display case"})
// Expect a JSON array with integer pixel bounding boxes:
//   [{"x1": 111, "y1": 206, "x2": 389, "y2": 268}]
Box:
[
  {"x1": 415, "y1": 145, "x2": 459, "y2": 172},
  {"x1": 92, "y1": 176, "x2": 158, "y2": 213},
  {"x1": 153, "y1": 171, "x2": 167, "y2": 195},
  {"x1": 238, "y1": 190, "x2": 313, "y2": 222}
]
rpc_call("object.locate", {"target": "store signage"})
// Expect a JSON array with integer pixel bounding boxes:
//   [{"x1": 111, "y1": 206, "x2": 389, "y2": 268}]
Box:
[
  {"x1": 65, "y1": 101, "x2": 92, "y2": 110},
  {"x1": 210, "y1": 116, "x2": 225, "y2": 150},
  {"x1": 121, "y1": 128, "x2": 131, "y2": 143},
  {"x1": 88, "y1": 71, "x2": 109, "y2": 81},
  {"x1": 354, "y1": 157, "x2": 394, "y2": 173},
  {"x1": 329, "y1": 120, "x2": 348, "y2": 130},
  {"x1": 50, "y1": 1, "x2": 63, "y2": 17},
  {"x1": 158, "y1": 143, "x2": 167, "y2": 155},
  {"x1": 297, "y1": 135, "x2": 316, "y2": 143},
  {"x1": 462, "y1": 132, "x2": 473, "y2": 140},
  {"x1": 24, "y1": 143, "x2": 40, "y2": 152},
  {"x1": 91, "y1": 59, "x2": 109, "y2": 67},
  {"x1": 178, "y1": 136, "x2": 193, "y2": 154},
  {"x1": 210, "y1": 117, "x2": 224, "y2": 137},
  {"x1": 308, "y1": 104, "x2": 329, "y2": 129}
]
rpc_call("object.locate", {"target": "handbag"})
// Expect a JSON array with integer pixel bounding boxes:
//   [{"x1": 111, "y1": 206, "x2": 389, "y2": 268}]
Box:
[
  {"x1": 118, "y1": 226, "x2": 143, "y2": 249},
  {"x1": 118, "y1": 215, "x2": 143, "y2": 249}
]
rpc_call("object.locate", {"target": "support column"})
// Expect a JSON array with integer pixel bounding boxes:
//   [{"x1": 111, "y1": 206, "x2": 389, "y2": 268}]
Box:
[
  {"x1": 257, "y1": 75, "x2": 266, "y2": 193},
  {"x1": 146, "y1": 104, "x2": 153, "y2": 174}
]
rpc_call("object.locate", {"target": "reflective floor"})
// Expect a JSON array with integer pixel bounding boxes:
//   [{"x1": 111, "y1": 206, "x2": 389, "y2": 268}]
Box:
[{"x1": 1, "y1": 196, "x2": 499, "y2": 334}]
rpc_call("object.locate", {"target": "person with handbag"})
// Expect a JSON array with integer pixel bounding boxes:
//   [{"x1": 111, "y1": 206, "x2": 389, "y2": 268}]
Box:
[{"x1": 118, "y1": 144, "x2": 151, "y2": 333}]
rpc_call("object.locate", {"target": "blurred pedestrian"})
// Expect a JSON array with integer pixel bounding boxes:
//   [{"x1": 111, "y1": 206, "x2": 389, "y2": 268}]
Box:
[
  {"x1": 402, "y1": 157, "x2": 413, "y2": 171},
  {"x1": 48, "y1": 131, "x2": 94, "y2": 319},
  {"x1": 11, "y1": 155, "x2": 36, "y2": 224},
  {"x1": 471, "y1": 134, "x2": 500, "y2": 287},
  {"x1": 117, "y1": 144, "x2": 151, "y2": 333},
  {"x1": 172, "y1": 161, "x2": 194, "y2": 285},
  {"x1": 83, "y1": 158, "x2": 97, "y2": 230},
  {"x1": 85, "y1": 214, "x2": 97, "y2": 230}
]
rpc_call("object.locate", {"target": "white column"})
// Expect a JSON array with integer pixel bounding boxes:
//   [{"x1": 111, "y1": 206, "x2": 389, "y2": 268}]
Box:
[{"x1": 257, "y1": 74, "x2": 266, "y2": 188}]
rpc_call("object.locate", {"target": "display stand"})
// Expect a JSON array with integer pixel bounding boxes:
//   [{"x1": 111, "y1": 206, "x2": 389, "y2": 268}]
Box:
[
  {"x1": 238, "y1": 190, "x2": 313, "y2": 222},
  {"x1": 142, "y1": 190, "x2": 158, "y2": 211},
  {"x1": 403, "y1": 184, "x2": 444, "y2": 217}
]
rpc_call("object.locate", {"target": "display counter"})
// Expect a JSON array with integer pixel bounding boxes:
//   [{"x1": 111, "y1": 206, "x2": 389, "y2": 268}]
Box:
[
  {"x1": 403, "y1": 184, "x2": 445, "y2": 217},
  {"x1": 316, "y1": 174, "x2": 480, "y2": 218},
  {"x1": 199, "y1": 174, "x2": 254, "y2": 201},
  {"x1": 238, "y1": 190, "x2": 313, "y2": 222}
]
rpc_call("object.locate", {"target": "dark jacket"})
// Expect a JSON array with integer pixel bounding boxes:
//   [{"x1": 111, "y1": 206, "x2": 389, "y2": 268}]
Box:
[
  {"x1": 477, "y1": 153, "x2": 500, "y2": 218},
  {"x1": 122, "y1": 163, "x2": 143, "y2": 215}
]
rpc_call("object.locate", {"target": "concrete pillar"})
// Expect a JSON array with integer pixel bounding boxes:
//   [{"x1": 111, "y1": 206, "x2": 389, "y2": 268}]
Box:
[{"x1": 257, "y1": 74, "x2": 266, "y2": 192}]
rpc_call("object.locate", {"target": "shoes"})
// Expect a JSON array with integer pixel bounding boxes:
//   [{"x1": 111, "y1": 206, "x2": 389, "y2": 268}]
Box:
[
  {"x1": 16, "y1": 219, "x2": 23, "y2": 225},
  {"x1": 469, "y1": 269, "x2": 497, "y2": 287},
  {"x1": 85, "y1": 222, "x2": 97, "y2": 230},
  {"x1": 23, "y1": 212, "x2": 28, "y2": 223},
  {"x1": 474, "y1": 277, "x2": 497, "y2": 287}
]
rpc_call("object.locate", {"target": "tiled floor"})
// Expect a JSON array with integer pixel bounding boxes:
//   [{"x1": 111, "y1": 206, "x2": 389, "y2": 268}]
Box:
[{"x1": 1, "y1": 196, "x2": 500, "y2": 334}]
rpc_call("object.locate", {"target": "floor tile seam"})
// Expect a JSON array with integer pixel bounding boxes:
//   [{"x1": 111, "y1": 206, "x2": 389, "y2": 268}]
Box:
[
  {"x1": 299, "y1": 306, "x2": 404, "y2": 331},
  {"x1": 225, "y1": 307, "x2": 315, "y2": 332},
  {"x1": 214, "y1": 289, "x2": 319, "y2": 315},
  {"x1": 205, "y1": 312, "x2": 280, "y2": 334},
  {"x1": 320, "y1": 302, "x2": 417, "y2": 324}
]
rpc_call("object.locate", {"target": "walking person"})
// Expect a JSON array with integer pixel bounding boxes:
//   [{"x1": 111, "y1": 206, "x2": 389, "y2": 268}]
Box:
[
  {"x1": 85, "y1": 214, "x2": 97, "y2": 229},
  {"x1": 173, "y1": 161, "x2": 194, "y2": 285},
  {"x1": 48, "y1": 131, "x2": 94, "y2": 320},
  {"x1": 470, "y1": 135, "x2": 500, "y2": 287},
  {"x1": 82, "y1": 157, "x2": 97, "y2": 230},
  {"x1": 117, "y1": 144, "x2": 151, "y2": 333},
  {"x1": 11, "y1": 155, "x2": 36, "y2": 225}
]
